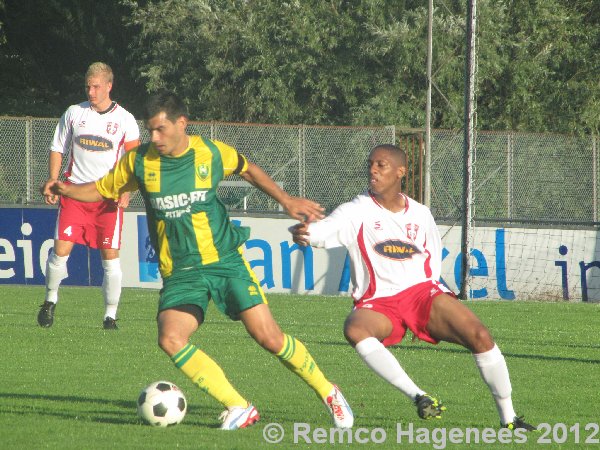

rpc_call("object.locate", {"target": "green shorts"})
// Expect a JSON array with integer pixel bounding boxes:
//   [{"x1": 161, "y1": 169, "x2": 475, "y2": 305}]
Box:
[{"x1": 158, "y1": 251, "x2": 267, "y2": 320}]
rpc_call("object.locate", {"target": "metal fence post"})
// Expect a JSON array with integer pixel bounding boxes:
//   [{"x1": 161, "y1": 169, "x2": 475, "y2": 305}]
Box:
[
  {"x1": 299, "y1": 125, "x2": 305, "y2": 198},
  {"x1": 507, "y1": 132, "x2": 513, "y2": 220},
  {"x1": 460, "y1": 0, "x2": 477, "y2": 300},
  {"x1": 25, "y1": 117, "x2": 33, "y2": 204},
  {"x1": 594, "y1": 134, "x2": 598, "y2": 223}
]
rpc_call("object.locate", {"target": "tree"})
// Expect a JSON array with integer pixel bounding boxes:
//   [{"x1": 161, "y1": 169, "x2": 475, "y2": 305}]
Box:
[
  {"x1": 0, "y1": 0, "x2": 598, "y2": 134},
  {"x1": 123, "y1": 0, "x2": 438, "y2": 125},
  {"x1": 476, "y1": 0, "x2": 600, "y2": 134},
  {"x1": 0, "y1": 0, "x2": 144, "y2": 116}
]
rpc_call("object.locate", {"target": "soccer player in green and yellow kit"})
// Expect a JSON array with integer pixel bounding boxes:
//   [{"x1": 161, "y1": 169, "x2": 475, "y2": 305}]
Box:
[{"x1": 46, "y1": 91, "x2": 353, "y2": 430}]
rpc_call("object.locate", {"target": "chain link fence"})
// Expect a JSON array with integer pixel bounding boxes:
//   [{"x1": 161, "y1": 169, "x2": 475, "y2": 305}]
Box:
[
  {"x1": 0, "y1": 117, "x2": 394, "y2": 213},
  {"x1": 429, "y1": 130, "x2": 599, "y2": 226},
  {"x1": 1, "y1": 116, "x2": 598, "y2": 225}
]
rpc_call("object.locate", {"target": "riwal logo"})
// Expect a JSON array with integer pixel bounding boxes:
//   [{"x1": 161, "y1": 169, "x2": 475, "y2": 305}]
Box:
[
  {"x1": 373, "y1": 239, "x2": 420, "y2": 261},
  {"x1": 77, "y1": 134, "x2": 113, "y2": 152}
]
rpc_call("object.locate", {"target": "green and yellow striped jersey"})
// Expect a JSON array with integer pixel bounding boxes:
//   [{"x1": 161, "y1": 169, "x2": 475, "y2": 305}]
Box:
[{"x1": 96, "y1": 135, "x2": 250, "y2": 278}]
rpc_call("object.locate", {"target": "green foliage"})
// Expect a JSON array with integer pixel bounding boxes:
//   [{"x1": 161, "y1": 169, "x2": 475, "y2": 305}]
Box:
[
  {"x1": 123, "y1": 0, "x2": 413, "y2": 125},
  {"x1": 0, "y1": 0, "x2": 599, "y2": 133},
  {"x1": 0, "y1": 0, "x2": 144, "y2": 116},
  {"x1": 477, "y1": 0, "x2": 600, "y2": 134}
]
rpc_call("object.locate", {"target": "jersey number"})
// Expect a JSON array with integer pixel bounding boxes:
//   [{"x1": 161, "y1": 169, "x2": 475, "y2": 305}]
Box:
[{"x1": 63, "y1": 226, "x2": 73, "y2": 237}]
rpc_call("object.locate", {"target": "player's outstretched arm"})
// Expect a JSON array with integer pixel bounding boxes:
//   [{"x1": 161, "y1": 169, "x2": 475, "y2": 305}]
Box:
[
  {"x1": 40, "y1": 179, "x2": 59, "y2": 205},
  {"x1": 48, "y1": 180, "x2": 104, "y2": 203},
  {"x1": 240, "y1": 162, "x2": 324, "y2": 222},
  {"x1": 116, "y1": 138, "x2": 140, "y2": 208},
  {"x1": 40, "y1": 151, "x2": 64, "y2": 205},
  {"x1": 290, "y1": 223, "x2": 311, "y2": 247},
  {"x1": 117, "y1": 191, "x2": 131, "y2": 208}
]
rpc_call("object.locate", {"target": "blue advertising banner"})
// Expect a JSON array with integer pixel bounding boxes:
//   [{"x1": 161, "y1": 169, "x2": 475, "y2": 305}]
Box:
[
  {"x1": 0, "y1": 208, "x2": 102, "y2": 286},
  {"x1": 136, "y1": 215, "x2": 159, "y2": 282},
  {"x1": 5, "y1": 208, "x2": 600, "y2": 301}
]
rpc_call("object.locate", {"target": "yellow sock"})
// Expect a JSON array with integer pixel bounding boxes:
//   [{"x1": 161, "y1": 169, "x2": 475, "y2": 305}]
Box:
[
  {"x1": 172, "y1": 343, "x2": 248, "y2": 409},
  {"x1": 276, "y1": 334, "x2": 333, "y2": 400}
]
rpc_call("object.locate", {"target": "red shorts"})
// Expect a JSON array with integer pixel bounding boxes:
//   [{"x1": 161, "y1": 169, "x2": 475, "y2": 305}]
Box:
[
  {"x1": 353, "y1": 280, "x2": 455, "y2": 347},
  {"x1": 55, "y1": 195, "x2": 123, "y2": 249}
]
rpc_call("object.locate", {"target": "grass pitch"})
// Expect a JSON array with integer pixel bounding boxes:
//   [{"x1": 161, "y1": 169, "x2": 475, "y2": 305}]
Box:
[{"x1": 0, "y1": 285, "x2": 598, "y2": 449}]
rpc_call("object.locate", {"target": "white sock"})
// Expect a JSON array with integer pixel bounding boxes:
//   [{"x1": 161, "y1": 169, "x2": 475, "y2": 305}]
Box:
[
  {"x1": 355, "y1": 337, "x2": 424, "y2": 401},
  {"x1": 45, "y1": 251, "x2": 69, "y2": 303},
  {"x1": 473, "y1": 344, "x2": 516, "y2": 425},
  {"x1": 102, "y1": 258, "x2": 122, "y2": 319}
]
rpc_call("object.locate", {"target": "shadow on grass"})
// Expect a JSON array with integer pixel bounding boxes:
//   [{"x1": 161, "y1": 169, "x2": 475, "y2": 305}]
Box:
[
  {"x1": 305, "y1": 339, "x2": 600, "y2": 364},
  {"x1": 0, "y1": 392, "x2": 135, "y2": 409},
  {"x1": 394, "y1": 344, "x2": 600, "y2": 365},
  {"x1": 0, "y1": 392, "x2": 222, "y2": 427}
]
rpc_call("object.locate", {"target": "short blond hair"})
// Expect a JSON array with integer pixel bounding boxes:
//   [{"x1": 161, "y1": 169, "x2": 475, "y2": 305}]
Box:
[{"x1": 85, "y1": 62, "x2": 113, "y2": 83}]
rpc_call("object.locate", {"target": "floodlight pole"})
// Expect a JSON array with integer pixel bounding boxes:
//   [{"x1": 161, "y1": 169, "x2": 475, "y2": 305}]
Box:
[
  {"x1": 424, "y1": 0, "x2": 433, "y2": 207},
  {"x1": 459, "y1": 0, "x2": 477, "y2": 300}
]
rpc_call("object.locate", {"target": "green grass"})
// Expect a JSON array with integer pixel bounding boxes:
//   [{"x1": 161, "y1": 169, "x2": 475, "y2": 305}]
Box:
[{"x1": 0, "y1": 286, "x2": 599, "y2": 449}]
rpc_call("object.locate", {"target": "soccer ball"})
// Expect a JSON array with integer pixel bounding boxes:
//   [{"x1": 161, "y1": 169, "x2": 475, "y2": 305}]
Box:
[{"x1": 137, "y1": 381, "x2": 187, "y2": 427}]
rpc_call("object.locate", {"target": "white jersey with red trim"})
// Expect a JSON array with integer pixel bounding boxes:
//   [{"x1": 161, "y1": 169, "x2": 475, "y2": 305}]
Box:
[
  {"x1": 307, "y1": 191, "x2": 442, "y2": 302},
  {"x1": 51, "y1": 101, "x2": 140, "y2": 184}
]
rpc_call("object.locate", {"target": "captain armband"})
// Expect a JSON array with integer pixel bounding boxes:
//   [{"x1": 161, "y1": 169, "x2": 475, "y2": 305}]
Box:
[{"x1": 233, "y1": 153, "x2": 247, "y2": 175}]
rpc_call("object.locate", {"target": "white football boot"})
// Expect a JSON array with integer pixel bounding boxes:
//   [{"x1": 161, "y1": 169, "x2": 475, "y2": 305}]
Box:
[
  {"x1": 219, "y1": 403, "x2": 260, "y2": 430},
  {"x1": 324, "y1": 385, "x2": 354, "y2": 428}
]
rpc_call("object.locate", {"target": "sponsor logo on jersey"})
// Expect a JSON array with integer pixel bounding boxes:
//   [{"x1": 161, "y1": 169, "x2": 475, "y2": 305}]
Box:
[
  {"x1": 373, "y1": 239, "x2": 420, "y2": 260},
  {"x1": 144, "y1": 167, "x2": 160, "y2": 193},
  {"x1": 374, "y1": 221, "x2": 382, "y2": 230},
  {"x1": 196, "y1": 164, "x2": 209, "y2": 180},
  {"x1": 149, "y1": 191, "x2": 209, "y2": 217},
  {"x1": 77, "y1": 134, "x2": 113, "y2": 152}
]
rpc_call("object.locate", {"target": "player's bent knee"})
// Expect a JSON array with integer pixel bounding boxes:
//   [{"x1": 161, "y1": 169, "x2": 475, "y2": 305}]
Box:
[
  {"x1": 157, "y1": 333, "x2": 187, "y2": 357},
  {"x1": 254, "y1": 332, "x2": 284, "y2": 353},
  {"x1": 343, "y1": 324, "x2": 369, "y2": 346},
  {"x1": 468, "y1": 325, "x2": 495, "y2": 353}
]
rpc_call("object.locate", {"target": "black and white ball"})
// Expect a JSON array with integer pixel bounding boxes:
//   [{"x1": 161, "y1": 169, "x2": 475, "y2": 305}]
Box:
[{"x1": 137, "y1": 381, "x2": 187, "y2": 427}]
